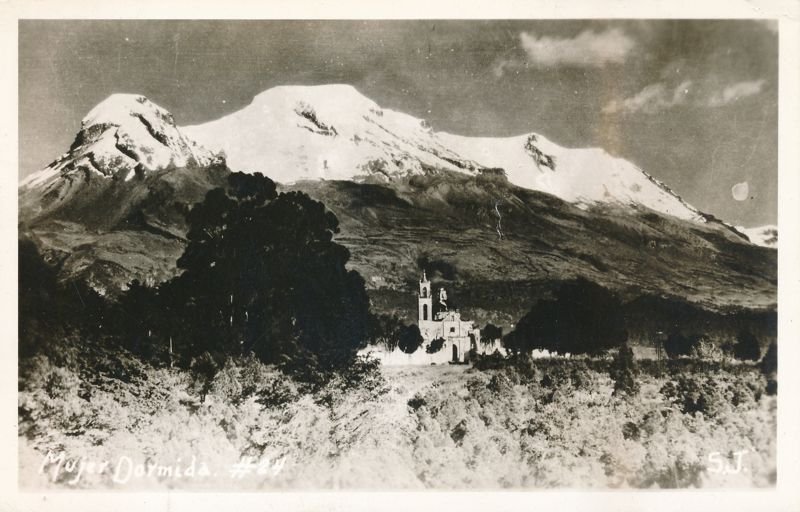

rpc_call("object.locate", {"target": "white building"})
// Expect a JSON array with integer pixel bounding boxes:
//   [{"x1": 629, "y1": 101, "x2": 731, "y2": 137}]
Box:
[
  {"x1": 417, "y1": 270, "x2": 481, "y2": 363},
  {"x1": 359, "y1": 271, "x2": 504, "y2": 365}
]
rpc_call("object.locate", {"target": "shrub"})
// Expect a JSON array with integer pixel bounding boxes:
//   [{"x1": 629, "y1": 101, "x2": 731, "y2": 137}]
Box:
[
  {"x1": 426, "y1": 337, "x2": 446, "y2": 354},
  {"x1": 689, "y1": 337, "x2": 725, "y2": 362},
  {"x1": 660, "y1": 375, "x2": 727, "y2": 417},
  {"x1": 336, "y1": 355, "x2": 386, "y2": 394},
  {"x1": 398, "y1": 324, "x2": 423, "y2": 354},
  {"x1": 407, "y1": 394, "x2": 427, "y2": 411},
  {"x1": 190, "y1": 352, "x2": 221, "y2": 402},
  {"x1": 255, "y1": 374, "x2": 301, "y2": 409},
  {"x1": 472, "y1": 350, "x2": 508, "y2": 371}
]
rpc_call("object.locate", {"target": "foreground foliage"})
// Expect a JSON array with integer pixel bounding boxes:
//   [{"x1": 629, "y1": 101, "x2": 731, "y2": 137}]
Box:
[{"x1": 19, "y1": 345, "x2": 775, "y2": 490}]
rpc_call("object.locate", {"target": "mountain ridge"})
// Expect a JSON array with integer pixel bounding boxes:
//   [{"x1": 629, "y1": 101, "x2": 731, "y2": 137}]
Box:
[
  {"x1": 17, "y1": 85, "x2": 776, "y2": 319},
  {"x1": 24, "y1": 84, "x2": 715, "y2": 226}
]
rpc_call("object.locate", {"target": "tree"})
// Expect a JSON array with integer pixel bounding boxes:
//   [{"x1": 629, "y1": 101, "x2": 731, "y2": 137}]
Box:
[
  {"x1": 167, "y1": 172, "x2": 371, "y2": 372},
  {"x1": 18, "y1": 239, "x2": 63, "y2": 358},
  {"x1": 504, "y1": 278, "x2": 627, "y2": 355},
  {"x1": 398, "y1": 324, "x2": 423, "y2": 354},
  {"x1": 733, "y1": 330, "x2": 761, "y2": 361},
  {"x1": 761, "y1": 341, "x2": 777, "y2": 395},
  {"x1": 481, "y1": 323, "x2": 503, "y2": 345},
  {"x1": 609, "y1": 343, "x2": 639, "y2": 396},
  {"x1": 112, "y1": 279, "x2": 162, "y2": 361},
  {"x1": 664, "y1": 331, "x2": 698, "y2": 359},
  {"x1": 426, "y1": 337, "x2": 445, "y2": 354},
  {"x1": 367, "y1": 314, "x2": 403, "y2": 350},
  {"x1": 18, "y1": 238, "x2": 108, "y2": 360}
]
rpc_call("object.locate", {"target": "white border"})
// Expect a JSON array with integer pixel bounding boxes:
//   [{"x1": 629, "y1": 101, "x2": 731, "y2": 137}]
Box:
[{"x1": 1, "y1": 1, "x2": 799, "y2": 511}]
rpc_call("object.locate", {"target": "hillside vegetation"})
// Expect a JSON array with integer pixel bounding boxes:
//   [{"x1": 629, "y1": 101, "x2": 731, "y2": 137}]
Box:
[{"x1": 20, "y1": 345, "x2": 775, "y2": 489}]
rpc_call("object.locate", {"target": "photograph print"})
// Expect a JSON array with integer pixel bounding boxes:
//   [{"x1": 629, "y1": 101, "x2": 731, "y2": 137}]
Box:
[{"x1": 17, "y1": 19, "x2": 778, "y2": 490}]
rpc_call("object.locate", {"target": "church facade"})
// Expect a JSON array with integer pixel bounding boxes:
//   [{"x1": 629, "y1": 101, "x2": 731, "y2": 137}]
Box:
[
  {"x1": 359, "y1": 271, "x2": 504, "y2": 365},
  {"x1": 416, "y1": 271, "x2": 481, "y2": 363}
]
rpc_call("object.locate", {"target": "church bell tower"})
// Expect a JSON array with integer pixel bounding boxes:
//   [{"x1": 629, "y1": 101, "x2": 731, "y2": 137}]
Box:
[{"x1": 418, "y1": 270, "x2": 432, "y2": 323}]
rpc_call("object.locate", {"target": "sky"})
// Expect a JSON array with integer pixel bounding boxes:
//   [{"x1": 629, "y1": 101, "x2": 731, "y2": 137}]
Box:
[{"x1": 18, "y1": 20, "x2": 778, "y2": 226}]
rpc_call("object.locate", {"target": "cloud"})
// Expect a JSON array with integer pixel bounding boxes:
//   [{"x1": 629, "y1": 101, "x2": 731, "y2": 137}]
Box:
[
  {"x1": 707, "y1": 80, "x2": 766, "y2": 107},
  {"x1": 518, "y1": 28, "x2": 635, "y2": 68},
  {"x1": 603, "y1": 79, "x2": 767, "y2": 114},
  {"x1": 602, "y1": 80, "x2": 692, "y2": 114}
]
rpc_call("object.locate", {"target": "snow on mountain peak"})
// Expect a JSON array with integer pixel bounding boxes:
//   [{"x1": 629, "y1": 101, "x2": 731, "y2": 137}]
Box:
[
  {"x1": 22, "y1": 84, "x2": 706, "y2": 224},
  {"x1": 736, "y1": 224, "x2": 778, "y2": 248},
  {"x1": 20, "y1": 94, "x2": 216, "y2": 190},
  {"x1": 81, "y1": 93, "x2": 174, "y2": 128},
  {"x1": 184, "y1": 84, "x2": 705, "y2": 222}
]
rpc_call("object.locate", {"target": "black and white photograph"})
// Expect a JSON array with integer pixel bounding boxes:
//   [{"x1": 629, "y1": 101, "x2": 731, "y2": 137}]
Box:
[{"x1": 4, "y1": 3, "x2": 800, "y2": 510}]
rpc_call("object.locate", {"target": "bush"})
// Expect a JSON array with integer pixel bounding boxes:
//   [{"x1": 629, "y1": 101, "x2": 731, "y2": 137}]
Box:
[
  {"x1": 661, "y1": 375, "x2": 728, "y2": 417},
  {"x1": 426, "y1": 337, "x2": 446, "y2": 354},
  {"x1": 471, "y1": 350, "x2": 508, "y2": 371},
  {"x1": 190, "y1": 352, "x2": 221, "y2": 402},
  {"x1": 398, "y1": 324, "x2": 423, "y2": 354},
  {"x1": 689, "y1": 337, "x2": 725, "y2": 362}
]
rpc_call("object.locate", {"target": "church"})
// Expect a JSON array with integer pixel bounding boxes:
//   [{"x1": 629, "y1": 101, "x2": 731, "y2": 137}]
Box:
[
  {"x1": 358, "y1": 271, "x2": 504, "y2": 365},
  {"x1": 416, "y1": 270, "x2": 482, "y2": 363}
]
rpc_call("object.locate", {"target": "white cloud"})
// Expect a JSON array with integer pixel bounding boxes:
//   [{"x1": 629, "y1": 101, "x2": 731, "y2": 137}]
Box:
[
  {"x1": 707, "y1": 80, "x2": 766, "y2": 107},
  {"x1": 602, "y1": 80, "x2": 692, "y2": 114},
  {"x1": 518, "y1": 28, "x2": 635, "y2": 68},
  {"x1": 603, "y1": 79, "x2": 767, "y2": 114}
]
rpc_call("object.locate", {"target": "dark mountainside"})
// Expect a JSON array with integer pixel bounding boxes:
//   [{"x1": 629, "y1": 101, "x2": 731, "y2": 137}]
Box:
[{"x1": 19, "y1": 160, "x2": 777, "y2": 346}]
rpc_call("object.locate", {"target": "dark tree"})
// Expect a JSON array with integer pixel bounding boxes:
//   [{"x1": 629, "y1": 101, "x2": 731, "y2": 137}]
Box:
[
  {"x1": 367, "y1": 314, "x2": 403, "y2": 351},
  {"x1": 168, "y1": 172, "x2": 371, "y2": 372},
  {"x1": 112, "y1": 279, "x2": 162, "y2": 361},
  {"x1": 663, "y1": 331, "x2": 698, "y2": 359},
  {"x1": 609, "y1": 343, "x2": 639, "y2": 396},
  {"x1": 733, "y1": 330, "x2": 761, "y2": 361},
  {"x1": 18, "y1": 239, "x2": 63, "y2": 358},
  {"x1": 426, "y1": 337, "x2": 445, "y2": 354},
  {"x1": 761, "y1": 341, "x2": 777, "y2": 395},
  {"x1": 18, "y1": 238, "x2": 108, "y2": 360},
  {"x1": 504, "y1": 278, "x2": 627, "y2": 355},
  {"x1": 481, "y1": 323, "x2": 503, "y2": 345},
  {"x1": 398, "y1": 324, "x2": 423, "y2": 354}
]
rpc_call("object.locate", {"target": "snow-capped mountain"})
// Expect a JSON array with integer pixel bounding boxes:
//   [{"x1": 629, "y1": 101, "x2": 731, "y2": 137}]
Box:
[
  {"x1": 20, "y1": 94, "x2": 217, "y2": 192},
  {"x1": 22, "y1": 85, "x2": 705, "y2": 224},
  {"x1": 17, "y1": 86, "x2": 776, "y2": 309},
  {"x1": 182, "y1": 84, "x2": 705, "y2": 222},
  {"x1": 736, "y1": 225, "x2": 778, "y2": 248}
]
